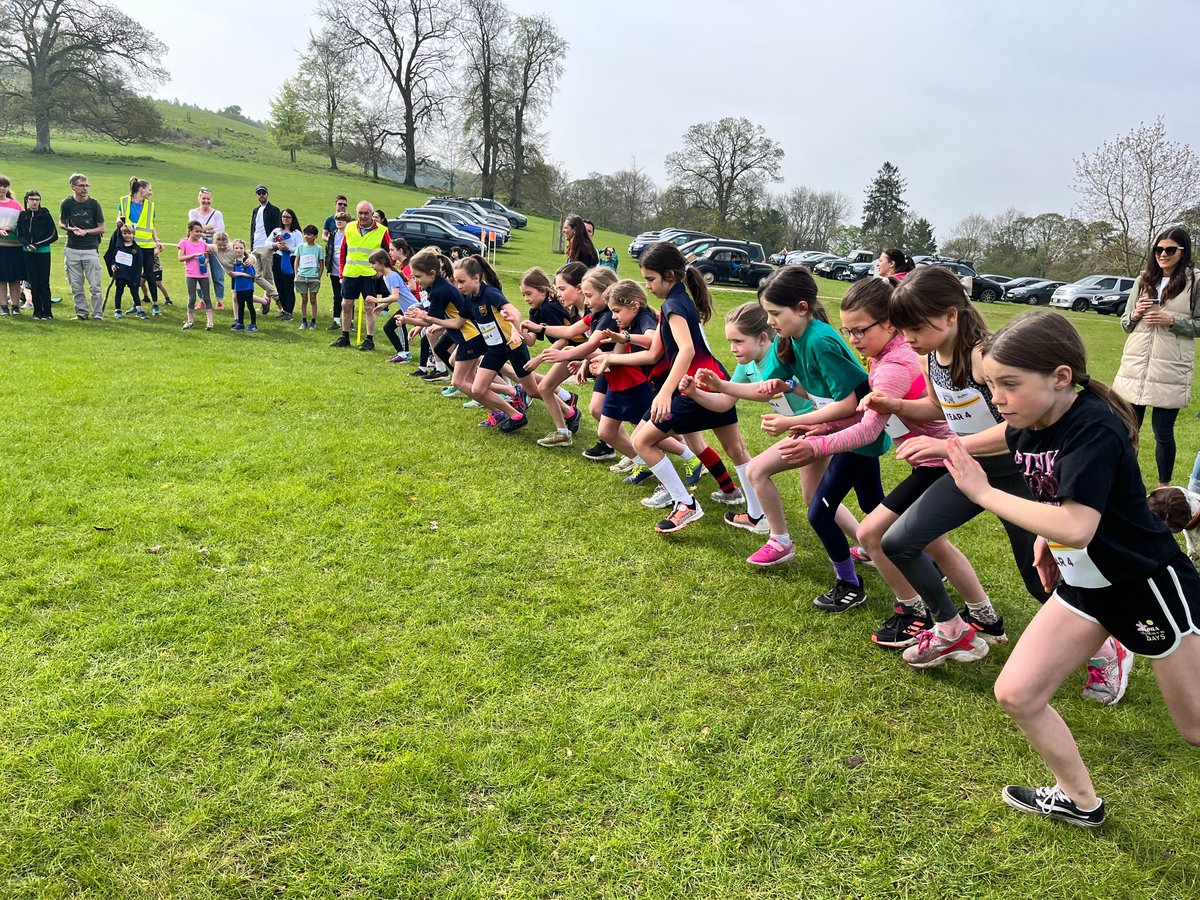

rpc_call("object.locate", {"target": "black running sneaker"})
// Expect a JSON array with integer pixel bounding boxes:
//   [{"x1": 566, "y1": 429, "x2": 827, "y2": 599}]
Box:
[
  {"x1": 959, "y1": 605, "x2": 1008, "y2": 644},
  {"x1": 582, "y1": 440, "x2": 615, "y2": 461},
  {"x1": 330, "y1": 334, "x2": 351, "y2": 348},
  {"x1": 872, "y1": 604, "x2": 930, "y2": 648},
  {"x1": 813, "y1": 579, "x2": 867, "y2": 613},
  {"x1": 358, "y1": 336, "x2": 375, "y2": 351},
  {"x1": 565, "y1": 407, "x2": 582, "y2": 434},
  {"x1": 1001, "y1": 785, "x2": 1105, "y2": 828},
  {"x1": 498, "y1": 413, "x2": 528, "y2": 433}
]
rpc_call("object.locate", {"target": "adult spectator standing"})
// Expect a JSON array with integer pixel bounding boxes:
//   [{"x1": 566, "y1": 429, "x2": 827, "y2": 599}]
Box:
[
  {"x1": 116, "y1": 178, "x2": 161, "y2": 314},
  {"x1": 331, "y1": 200, "x2": 390, "y2": 350},
  {"x1": 16, "y1": 189, "x2": 58, "y2": 320},
  {"x1": 325, "y1": 211, "x2": 350, "y2": 330},
  {"x1": 59, "y1": 173, "x2": 105, "y2": 321},
  {"x1": 563, "y1": 214, "x2": 598, "y2": 267},
  {"x1": 249, "y1": 184, "x2": 281, "y2": 311},
  {"x1": 322, "y1": 195, "x2": 348, "y2": 242},
  {"x1": 0, "y1": 175, "x2": 23, "y2": 315},
  {"x1": 189, "y1": 188, "x2": 226, "y2": 308},
  {"x1": 269, "y1": 208, "x2": 302, "y2": 322}
]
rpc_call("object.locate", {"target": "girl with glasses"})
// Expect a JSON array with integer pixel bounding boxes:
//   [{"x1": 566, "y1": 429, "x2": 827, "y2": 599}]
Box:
[{"x1": 1113, "y1": 227, "x2": 1200, "y2": 488}]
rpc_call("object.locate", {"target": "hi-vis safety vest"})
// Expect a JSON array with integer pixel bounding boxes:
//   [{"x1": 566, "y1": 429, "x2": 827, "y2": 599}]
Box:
[
  {"x1": 117, "y1": 195, "x2": 156, "y2": 249},
  {"x1": 342, "y1": 222, "x2": 386, "y2": 277}
]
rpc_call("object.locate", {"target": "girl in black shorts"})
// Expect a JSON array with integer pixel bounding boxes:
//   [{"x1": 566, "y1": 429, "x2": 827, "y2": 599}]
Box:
[{"x1": 943, "y1": 310, "x2": 1200, "y2": 828}]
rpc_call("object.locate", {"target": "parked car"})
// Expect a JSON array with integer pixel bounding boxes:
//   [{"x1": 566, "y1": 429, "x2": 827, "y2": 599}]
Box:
[
  {"x1": 1000, "y1": 276, "x2": 1047, "y2": 298},
  {"x1": 468, "y1": 196, "x2": 527, "y2": 228},
  {"x1": 679, "y1": 237, "x2": 767, "y2": 263},
  {"x1": 388, "y1": 217, "x2": 484, "y2": 257},
  {"x1": 815, "y1": 249, "x2": 874, "y2": 280},
  {"x1": 402, "y1": 207, "x2": 503, "y2": 245},
  {"x1": 1050, "y1": 275, "x2": 1136, "y2": 312},
  {"x1": 846, "y1": 260, "x2": 879, "y2": 281},
  {"x1": 691, "y1": 247, "x2": 774, "y2": 288},
  {"x1": 787, "y1": 251, "x2": 836, "y2": 269},
  {"x1": 1006, "y1": 279, "x2": 1066, "y2": 306},
  {"x1": 916, "y1": 256, "x2": 1007, "y2": 302},
  {"x1": 424, "y1": 197, "x2": 510, "y2": 234},
  {"x1": 981, "y1": 274, "x2": 1014, "y2": 284},
  {"x1": 424, "y1": 202, "x2": 509, "y2": 243},
  {"x1": 1091, "y1": 290, "x2": 1131, "y2": 316},
  {"x1": 630, "y1": 228, "x2": 713, "y2": 259}
]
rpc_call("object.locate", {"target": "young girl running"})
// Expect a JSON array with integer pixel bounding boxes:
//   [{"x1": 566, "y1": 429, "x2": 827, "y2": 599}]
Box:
[
  {"x1": 870, "y1": 266, "x2": 1049, "y2": 668},
  {"x1": 404, "y1": 247, "x2": 481, "y2": 401},
  {"x1": 729, "y1": 267, "x2": 887, "y2": 611},
  {"x1": 599, "y1": 242, "x2": 747, "y2": 533},
  {"x1": 178, "y1": 220, "x2": 214, "y2": 331},
  {"x1": 524, "y1": 262, "x2": 590, "y2": 445},
  {"x1": 514, "y1": 268, "x2": 586, "y2": 434},
  {"x1": 944, "y1": 310, "x2": 1200, "y2": 827}
]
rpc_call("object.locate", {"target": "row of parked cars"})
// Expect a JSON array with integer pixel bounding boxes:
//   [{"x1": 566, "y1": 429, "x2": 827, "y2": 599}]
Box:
[
  {"x1": 628, "y1": 228, "x2": 775, "y2": 288},
  {"x1": 994, "y1": 273, "x2": 1137, "y2": 315},
  {"x1": 386, "y1": 196, "x2": 528, "y2": 258}
]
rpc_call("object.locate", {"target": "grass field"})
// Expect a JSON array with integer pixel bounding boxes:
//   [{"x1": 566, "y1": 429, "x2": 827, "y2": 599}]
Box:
[{"x1": 2, "y1": 118, "x2": 1200, "y2": 898}]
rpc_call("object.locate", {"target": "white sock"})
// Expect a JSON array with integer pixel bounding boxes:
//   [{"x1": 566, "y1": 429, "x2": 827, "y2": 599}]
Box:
[
  {"x1": 333, "y1": 317, "x2": 340, "y2": 325},
  {"x1": 680, "y1": 446, "x2": 696, "y2": 462},
  {"x1": 556, "y1": 387, "x2": 572, "y2": 403},
  {"x1": 632, "y1": 455, "x2": 644, "y2": 465},
  {"x1": 734, "y1": 463, "x2": 763, "y2": 519},
  {"x1": 769, "y1": 532, "x2": 791, "y2": 546},
  {"x1": 557, "y1": 428, "x2": 569, "y2": 436},
  {"x1": 650, "y1": 457, "x2": 692, "y2": 505}
]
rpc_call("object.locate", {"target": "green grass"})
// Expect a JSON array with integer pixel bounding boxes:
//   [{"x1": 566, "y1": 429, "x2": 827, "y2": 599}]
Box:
[{"x1": 2, "y1": 123, "x2": 1200, "y2": 897}]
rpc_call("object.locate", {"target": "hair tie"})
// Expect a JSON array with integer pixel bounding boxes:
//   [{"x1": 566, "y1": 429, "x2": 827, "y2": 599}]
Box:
[{"x1": 1078, "y1": 374, "x2": 1091, "y2": 387}]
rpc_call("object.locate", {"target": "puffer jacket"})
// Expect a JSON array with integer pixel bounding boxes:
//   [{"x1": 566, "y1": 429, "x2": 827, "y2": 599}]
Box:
[{"x1": 1114, "y1": 268, "x2": 1200, "y2": 408}]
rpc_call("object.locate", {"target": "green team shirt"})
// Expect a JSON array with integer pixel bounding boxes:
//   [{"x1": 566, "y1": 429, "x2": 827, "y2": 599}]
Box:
[{"x1": 731, "y1": 355, "x2": 813, "y2": 414}]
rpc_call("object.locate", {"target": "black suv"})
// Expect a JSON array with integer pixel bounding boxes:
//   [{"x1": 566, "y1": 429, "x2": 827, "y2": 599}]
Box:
[
  {"x1": 815, "y1": 250, "x2": 874, "y2": 280},
  {"x1": 692, "y1": 247, "x2": 775, "y2": 288},
  {"x1": 916, "y1": 256, "x2": 1007, "y2": 303},
  {"x1": 387, "y1": 217, "x2": 483, "y2": 257}
]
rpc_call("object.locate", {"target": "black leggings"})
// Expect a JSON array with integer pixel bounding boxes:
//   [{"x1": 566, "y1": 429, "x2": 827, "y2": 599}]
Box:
[
  {"x1": 273, "y1": 257, "x2": 296, "y2": 314},
  {"x1": 114, "y1": 280, "x2": 138, "y2": 310},
  {"x1": 1132, "y1": 404, "x2": 1181, "y2": 484},
  {"x1": 383, "y1": 313, "x2": 409, "y2": 353},
  {"x1": 236, "y1": 290, "x2": 257, "y2": 326},
  {"x1": 138, "y1": 249, "x2": 157, "y2": 306},
  {"x1": 433, "y1": 332, "x2": 456, "y2": 369},
  {"x1": 808, "y1": 452, "x2": 884, "y2": 562}
]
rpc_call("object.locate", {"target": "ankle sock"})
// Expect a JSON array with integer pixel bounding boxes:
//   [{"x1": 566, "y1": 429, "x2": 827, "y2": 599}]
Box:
[
  {"x1": 769, "y1": 532, "x2": 791, "y2": 546},
  {"x1": 965, "y1": 599, "x2": 999, "y2": 624}
]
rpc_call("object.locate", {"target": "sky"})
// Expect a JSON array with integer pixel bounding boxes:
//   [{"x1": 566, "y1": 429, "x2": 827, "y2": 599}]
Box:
[{"x1": 116, "y1": 0, "x2": 1200, "y2": 238}]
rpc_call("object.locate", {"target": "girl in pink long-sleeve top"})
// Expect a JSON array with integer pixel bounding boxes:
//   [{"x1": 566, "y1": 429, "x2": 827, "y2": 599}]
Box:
[{"x1": 778, "y1": 277, "x2": 992, "y2": 651}]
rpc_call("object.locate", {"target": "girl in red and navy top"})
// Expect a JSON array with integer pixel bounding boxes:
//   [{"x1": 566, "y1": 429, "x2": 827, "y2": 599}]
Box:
[
  {"x1": 523, "y1": 262, "x2": 588, "y2": 444},
  {"x1": 601, "y1": 242, "x2": 748, "y2": 534}
]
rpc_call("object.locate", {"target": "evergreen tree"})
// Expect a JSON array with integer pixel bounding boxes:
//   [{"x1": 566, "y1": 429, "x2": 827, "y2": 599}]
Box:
[
  {"x1": 861, "y1": 162, "x2": 907, "y2": 246},
  {"x1": 905, "y1": 216, "x2": 937, "y2": 255}
]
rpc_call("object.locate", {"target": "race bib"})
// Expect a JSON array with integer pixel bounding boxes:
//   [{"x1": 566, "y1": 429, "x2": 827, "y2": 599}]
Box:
[
  {"x1": 809, "y1": 393, "x2": 835, "y2": 409},
  {"x1": 768, "y1": 394, "x2": 791, "y2": 415},
  {"x1": 115, "y1": 251, "x2": 133, "y2": 266},
  {"x1": 933, "y1": 385, "x2": 994, "y2": 435},
  {"x1": 1047, "y1": 542, "x2": 1113, "y2": 589},
  {"x1": 883, "y1": 414, "x2": 910, "y2": 439},
  {"x1": 478, "y1": 318, "x2": 503, "y2": 346}
]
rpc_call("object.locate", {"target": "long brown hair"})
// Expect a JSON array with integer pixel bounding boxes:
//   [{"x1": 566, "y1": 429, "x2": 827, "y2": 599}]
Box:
[
  {"x1": 840, "y1": 276, "x2": 893, "y2": 320},
  {"x1": 984, "y1": 310, "x2": 1138, "y2": 447},
  {"x1": 640, "y1": 241, "x2": 713, "y2": 322},
  {"x1": 1140, "y1": 226, "x2": 1193, "y2": 303},
  {"x1": 890, "y1": 266, "x2": 989, "y2": 388},
  {"x1": 521, "y1": 267, "x2": 557, "y2": 302},
  {"x1": 410, "y1": 246, "x2": 453, "y2": 280},
  {"x1": 605, "y1": 279, "x2": 648, "y2": 310},
  {"x1": 564, "y1": 214, "x2": 598, "y2": 265},
  {"x1": 453, "y1": 253, "x2": 503, "y2": 289},
  {"x1": 758, "y1": 265, "x2": 830, "y2": 364}
]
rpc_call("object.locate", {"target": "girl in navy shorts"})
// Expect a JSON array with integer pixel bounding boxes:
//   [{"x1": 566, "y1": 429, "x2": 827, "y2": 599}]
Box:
[
  {"x1": 600, "y1": 242, "x2": 748, "y2": 534},
  {"x1": 943, "y1": 310, "x2": 1200, "y2": 828}
]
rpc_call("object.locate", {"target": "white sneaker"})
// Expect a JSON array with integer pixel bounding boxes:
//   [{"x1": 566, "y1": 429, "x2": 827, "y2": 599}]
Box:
[
  {"x1": 610, "y1": 456, "x2": 635, "y2": 474},
  {"x1": 711, "y1": 487, "x2": 746, "y2": 505},
  {"x1": 640, "y1": 485, "x2": 674, "y2": 508},
  {"x1": 1082, "y1": 638, "x2": 1133, "y2": 705}
]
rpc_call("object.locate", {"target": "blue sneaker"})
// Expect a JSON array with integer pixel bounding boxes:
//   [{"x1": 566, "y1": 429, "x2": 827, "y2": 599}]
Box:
[
  {"x1": 623, "y1": 464, "x2": 654, "y2": 485},
  {"x1": 246, "y1": 324, "x2": 258, "y2": 332},
  {"x1": 113, "y1": 308, "x2": 123, "y2": 319},
  {"x1": 231, "y1": 322, "x2": 245, "y2": 331},
  {"x1": 683, "y1": 457, "x2": 705, "y2": 487},
  {"x1": 566, "y1": 407, "x2": 582, "y2": 434},
  {"x1": 514, "y1": 384, "x2": 529, "y2": 406}
]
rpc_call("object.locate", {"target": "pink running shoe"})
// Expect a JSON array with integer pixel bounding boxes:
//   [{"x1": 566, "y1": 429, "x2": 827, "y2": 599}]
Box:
[
  {"x1": 1082, "y1": 637, "x2": 1133, "y2": 705},
  {"x1": 747, "y1": 538, "x2": 796, "y2": 567},
  {"x1": 849, "y1": 546, "x2": 875, "y2": 566}
]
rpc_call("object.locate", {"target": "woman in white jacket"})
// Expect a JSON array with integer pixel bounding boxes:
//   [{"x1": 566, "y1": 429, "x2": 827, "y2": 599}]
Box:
[{"x1": 1114, "y1": 227, "x2": 1200, "y2": 487}]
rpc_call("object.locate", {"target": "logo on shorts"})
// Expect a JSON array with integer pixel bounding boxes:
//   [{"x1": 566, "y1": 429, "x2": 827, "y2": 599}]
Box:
[{"x1": 1135, "y1": 619, "x2": 1167, "y2": 642}]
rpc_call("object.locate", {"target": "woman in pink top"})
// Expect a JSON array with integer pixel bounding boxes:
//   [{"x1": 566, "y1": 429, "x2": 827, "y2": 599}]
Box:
[
  {"x1": 777, "y1": 277, "x2": 991, "y2": 650},
  {"x1": 178, "y1": 220, "x2": 214, "y2": 330},
  {"x1": 877, "y1": 247, "x2": 915, "y2": 280},
  {"x1": 0, "y1": 175, "x2": 25, "y2": 315}
]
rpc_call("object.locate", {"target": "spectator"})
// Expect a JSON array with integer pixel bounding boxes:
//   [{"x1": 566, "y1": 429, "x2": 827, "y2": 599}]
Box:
[
  {"x1": 0, "y1": 175, "x2": 22, "y2": 315},
  {"x1": 563, "y1": 214, "x2": 598, "y2": 267},
  {"x1": 322, "y1": 195, "x2": 348, "y2": 242},
  {"x1": 269, "y1": 208, "x2": 302, "y2": 321},
  {"x1": 331, "y1": 200, "x2": 391, "y2": 350},
  {"x1": 16, "y1": 188, "x2": 58, "y2": 320},
  {"x1": 189, "y1": 188, "x2": 226, "y2": 309},
  {"x1": 116, "y1": 177, "x2": 161, "y2": 314},
  {"x1": 58, "y1": 173, "x2": 105, "y2": 321},
  {"x1": 250, "y1": 184, "x2": 281, "y2": 310},
  {"x1": 325, "y1": 212, "x2": 350, "y2": 330},
  {"x1": 599, "y1": 246, "x2": 619, "y2": 271},
  {"x1": 877, "y1": 248, "x2": 915, "y2": 280}
]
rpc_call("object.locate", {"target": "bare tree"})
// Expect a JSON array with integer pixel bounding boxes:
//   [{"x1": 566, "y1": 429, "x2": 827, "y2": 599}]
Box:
[
  {"x1": 607, "y1": 162, "x2": 658, "y2": 237},
  {"x1": 1073, "y1": 118, "x2": 1200, "y2": 276},
  {"x1": 665, "y1": 117, "x2": 784, "y2": 230},
  {"x1": 942, "y1": 212, "x2": 993, "y2": 261},
  {"x1": 505, "y1": 14, "x2": 566, "y2": 207},
  {"x1": 318, "y1": 0, "x2": 458, "y2": 187},
  {"x1": 344, "y1": 100, "x2": 403, "y2": 181},
  {"x1": 296, "y1": 28, "x2": 360, "y2": 171},
  {"x1": 458, "y1": 0, "x2": 511, "y2": 199},
  {"x1": 780, "y1": 186, "x2": 851, "y2": 251},
  {"x1": 0, "y1": 0, "x2": 167, "y2": 153}
]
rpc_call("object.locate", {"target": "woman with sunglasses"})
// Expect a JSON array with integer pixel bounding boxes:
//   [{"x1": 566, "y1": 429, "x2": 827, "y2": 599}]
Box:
[{"x1": 1114, "y1": 227, "x2": 1200, "y2": 488}]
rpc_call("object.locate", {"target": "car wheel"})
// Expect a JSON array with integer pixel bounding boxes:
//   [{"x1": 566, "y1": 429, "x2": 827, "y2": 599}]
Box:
[
  {"x1": 1072, "y1": 298, "x2": 1089, "y2": 312},
  {"x1": 701, "y1": 270, "x2": 715, "y2": 285},
  {"x1": 979, "y1": 287, "x2": 999, "y2": 303},
  {"x1": 1117, "y1": 303, "x2": 1127, "y2": 316}
]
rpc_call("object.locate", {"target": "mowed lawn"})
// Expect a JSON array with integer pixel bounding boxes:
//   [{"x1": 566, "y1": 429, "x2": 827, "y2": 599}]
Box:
[{"x1": 2, "y1": 131, "x2": 1200, "y2": 897}]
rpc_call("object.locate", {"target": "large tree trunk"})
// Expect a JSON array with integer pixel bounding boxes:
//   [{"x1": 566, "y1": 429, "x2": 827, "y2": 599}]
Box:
[
  {"x1": 509, "y1": 106, "x2": 525, "y2": 208},
  {"x1": 329, "y1": 153, "x2": 339, "y2": 171},
  {"x1": 33, "y1": 102, "x2": 54, "y2": 154},
  {"x1": 402, "y1": 117, "x2": 417, "y2": 187}
]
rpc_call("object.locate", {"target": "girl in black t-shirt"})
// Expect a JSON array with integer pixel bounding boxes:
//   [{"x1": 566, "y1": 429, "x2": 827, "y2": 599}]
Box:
[{"x1": 943, "y1": 310, "x2": 1200, "y2": 829}]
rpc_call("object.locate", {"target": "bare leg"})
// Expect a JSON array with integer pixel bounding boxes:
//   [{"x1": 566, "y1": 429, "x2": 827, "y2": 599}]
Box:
[
  {"x1": 598, "y1": 417, "x2": 635, "y2": 458},
  {"x1": 536, "y1": 361, "x2": 572, "y2": 430},
  {"x1": 1149, "y1": 632, "x2": 1200, "y2": 746},
  {"x1": 470, "y1": 364, "x2": 519, "y2": 417},
  {"x1": 746, "y1": 443, "x2": 804, "y2": 535}
]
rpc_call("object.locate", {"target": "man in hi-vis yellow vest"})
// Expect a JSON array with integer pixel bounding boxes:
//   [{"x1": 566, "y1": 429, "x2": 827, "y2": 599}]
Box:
[{"x1": 331, "y1": 201, "x2": 391, "y2": 350}]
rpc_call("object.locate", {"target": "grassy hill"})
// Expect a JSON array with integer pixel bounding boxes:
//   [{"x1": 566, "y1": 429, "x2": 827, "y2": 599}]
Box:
[{"x1": 1, "y1": 115, "x2": 1200, "y2": 898}]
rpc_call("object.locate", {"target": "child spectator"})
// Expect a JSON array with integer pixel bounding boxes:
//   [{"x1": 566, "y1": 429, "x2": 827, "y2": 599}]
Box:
[
  {"x1": 294, "y1": 224, "x2": 323, "y2": 330},
  {"x1": 104, "y1": 224, "x2": 144, "y2": 318}
]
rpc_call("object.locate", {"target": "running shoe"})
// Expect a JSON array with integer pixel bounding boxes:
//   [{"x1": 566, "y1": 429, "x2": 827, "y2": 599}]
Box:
[
  {"x1": 655, "y1": 500, "x2": 703, "y2": 534},
  {"x1": 231, "y1": 322, "x2": 245, "y2": 331},
  {"x1": 114, "y1": 309, "x2": 123, "y2": 319},
  {"x1": 298, "y1": 321, "x2": 308, "y2": 330},
  {"x1": 246, "y1": 324, "x2": 258, "y2": 332},
  {"x1": 872, "y1": 604, "x2": 930, "y2": 649},
  {"x1": 215, "y1": 301, "x2": 225, "y2": 311},
  {"x1": 134, "y1": 309, "x2": 149, "y2": 319},
  {"x1": 410, "y1": 368, "x2": 429, "y2": 377},
  {"x1": 463, "y1": 399, "x2": 483, "y2": 409},
  {"x1": 724, "y1": 512, "x2": 769, "y2": 534},
  {"x1": 683, "y1": 457, "x2": 705, "y2": 487},
  {"x1": 711, "y1": 487, "x2": 745, "y2": 505},
  {"x1": 582, "y1": 441, "x2": 616, "y2": 462},
  {"x1": 181, "y1": 321, "x2": 194, "y2": 330},
  {"x1": 1081, "y1": 638, "x2": 1133, "y2": 706},
  {"x1": 813, "y1": 579, "x2": 868, "y2": 613},
  {"x1": 610, "y1": 456, "x2": 635, "y2": 474},
  {"x1": 537, "y1": 431, "x2": 573, "y2": 448},
  {"x1": 196, "y1": 301, "x2": 206, "y2": 310},
  {"x1": 478, "y1": 411, "x2": 505, "y2": 428},
  {"x1": 747, "y1": 539, "x2": 795, "y2": 567},
  {"x1": 849, "y1": 546, "x2": 875, "y2": 566},
  {"x1": 514, "y1": 384, "x2": 529, "y2": 406},
  {"x1": 1001, "y1": 785, "x2": 1105, "y2": 828},
  {"x1": 498, "y1": 413, "x2": 528, "y2": 433},
  {"x1": 511, "y1": 393, "x2": 527, "y2": 415},
  {"x1": 641, "y1": 485, "x2": 674, "y2": 508},
  {"x1": 358, "y1": 336, "x2": 375, "y2": 352},
  {"x1": 330, "y1": 334, "x2": 351, "y2": 348},
  {"x1": 152, "y1": 306, "x2": 162, "y2": 316},
  {"x1": 421, "y1": 370, "x2": 450, "y2": 383},
  {"x1": 441, "y1": 386, "x2": 460, "y2": 398},
  {"x1": 623, "y1": 465, "x2": 654, "y2": 485},
  {"x1": 565, "y1": 407, "x2": 582, "y2": 434},
  {"x1": 958, "y1": 605, "x2": 1009, "y2": 645},
  {"x1": 902, "y1": 628, "x2": 989, "y2": 668}
]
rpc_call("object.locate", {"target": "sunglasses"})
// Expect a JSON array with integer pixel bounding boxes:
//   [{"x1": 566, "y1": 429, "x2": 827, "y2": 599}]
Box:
[
  {"x1": 1155, "y1": 245, "x2": 1181, "y2": 257},
  {"x1": 256, "y1": 190, "x2": 267, "y2": 195}
]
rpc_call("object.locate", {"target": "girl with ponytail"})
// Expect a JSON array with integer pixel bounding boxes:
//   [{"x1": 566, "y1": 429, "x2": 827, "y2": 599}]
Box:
[{"x1": 942, "y1": 309, "x2": 1200, "y2": 829}]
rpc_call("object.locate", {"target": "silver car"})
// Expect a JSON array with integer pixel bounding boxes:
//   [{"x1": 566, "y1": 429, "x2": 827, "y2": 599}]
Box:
[{"x1": 1050, "y1": 275, "x2": 1136, "y2": 312}]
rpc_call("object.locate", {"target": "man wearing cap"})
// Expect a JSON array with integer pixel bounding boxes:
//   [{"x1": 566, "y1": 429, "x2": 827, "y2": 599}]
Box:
[
  {"x1": 250, "y1": 184, "x2": 281, "y2": 308},
  {"x1": 331, "y1": 200, "x2": 391, "y2": 350}
]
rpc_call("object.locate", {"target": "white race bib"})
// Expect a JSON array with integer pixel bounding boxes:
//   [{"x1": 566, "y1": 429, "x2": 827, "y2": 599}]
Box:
[
  {"x1": 809, "y1": 393, "x2": 835, "y2": 409},
  {"x1": 768, "y1": 394, "x2": 791, "y2": 415},
  {"x1": 115, "y1": 251, "x2": 133, "y2": 266},
  {"x1": 478, "y1": 318, "x2": 503, "y2": 346},
  {"x1": 883, "y1": 414, "x2": 910, "y2": 439},
  {"x1": 932, "y1": 384, "x2": 994, "y2": 435},
  {"x1": 1048, "y1": 542, "x2": 1113, "y2": 589}
]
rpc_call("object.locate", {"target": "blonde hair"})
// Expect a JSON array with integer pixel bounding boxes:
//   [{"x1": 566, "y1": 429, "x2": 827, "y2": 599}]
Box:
[
  {"x1": 582, "y1": 266, "x2": 618, "y2": 295},
  {"x1": 605, "y1": 278, "x2": 648, "y2": 309}
]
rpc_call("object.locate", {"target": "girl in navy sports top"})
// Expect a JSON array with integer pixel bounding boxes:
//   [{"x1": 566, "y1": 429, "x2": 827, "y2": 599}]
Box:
[
  {"x1": 944, "y1": 310, "x2": 1200, "y2": 828},
  {"x1": 601, "y1": 242, "x2": 748, "y2": 534}
]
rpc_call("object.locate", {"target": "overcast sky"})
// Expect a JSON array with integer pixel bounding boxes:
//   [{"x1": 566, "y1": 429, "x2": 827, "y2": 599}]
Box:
[{"x1": 119, "y1": 0, "x2": 1199, "y2": 236}]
